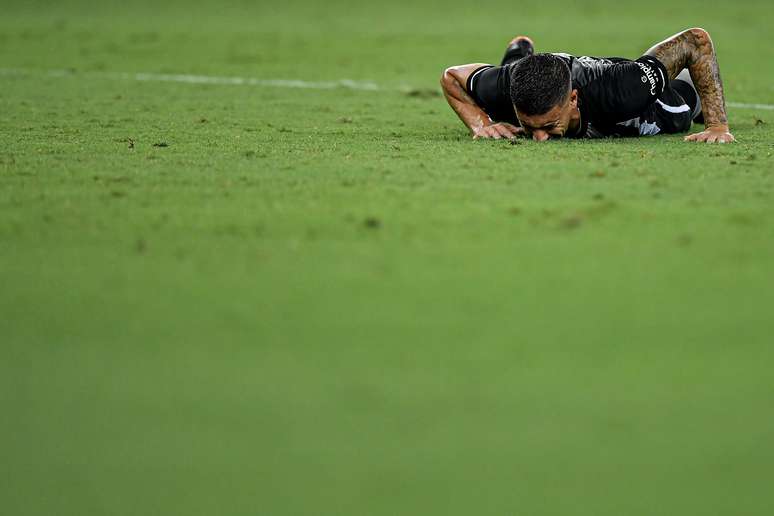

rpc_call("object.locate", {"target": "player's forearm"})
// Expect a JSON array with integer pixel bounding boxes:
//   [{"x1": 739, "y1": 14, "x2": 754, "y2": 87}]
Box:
[
  {"x1": 441, "y1": 68, "x2": 491, "y2": 134},
  {"x1": 646, "y1": 28, "x2": 728, "y2": 128}
]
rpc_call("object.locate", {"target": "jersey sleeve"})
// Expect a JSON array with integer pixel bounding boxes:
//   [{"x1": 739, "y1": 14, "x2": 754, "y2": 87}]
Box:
[
  {"x1": 464, "y1": 65, "x2": 519, "y2": 125},
  {"x1": 581, "y1": 55, "x2": 669, "y2": 123}
]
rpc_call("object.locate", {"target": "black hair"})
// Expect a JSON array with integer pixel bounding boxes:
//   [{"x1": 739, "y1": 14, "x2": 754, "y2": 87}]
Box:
[{"x1": 509, "y1": 53, "x2": 572, "y2": 116}]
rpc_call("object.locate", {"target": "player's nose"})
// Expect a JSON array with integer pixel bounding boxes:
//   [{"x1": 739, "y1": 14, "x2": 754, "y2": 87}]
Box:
[{"x1": 532, "y1": 130, "x2": 550, "y2": 142}]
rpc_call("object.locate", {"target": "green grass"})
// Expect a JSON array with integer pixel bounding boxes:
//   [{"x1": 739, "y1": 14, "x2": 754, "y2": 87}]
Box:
[{"x1": 2, "y1": 1, "x2": 774, "y2": 514}]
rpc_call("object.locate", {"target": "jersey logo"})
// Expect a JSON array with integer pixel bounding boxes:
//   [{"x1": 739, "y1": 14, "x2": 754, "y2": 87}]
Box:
[{"x1": 635, "y1": 61, "x2": 659, "y2": 96}]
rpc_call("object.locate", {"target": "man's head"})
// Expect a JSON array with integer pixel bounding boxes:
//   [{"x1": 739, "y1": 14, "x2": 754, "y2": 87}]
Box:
[{"x1": 509, "y1": 53, "x2": 578, "y2": 141}]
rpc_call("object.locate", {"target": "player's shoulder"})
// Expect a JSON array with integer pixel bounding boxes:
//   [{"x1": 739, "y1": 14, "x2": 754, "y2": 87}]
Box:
[
  {"x1": 466, "y1": 64, "x2": 505, "y2": 94},
  {"x1": 554, "y1": 54, "x2": 633, "y2": 89},
  {"x1": 572, "y1": 54, "x2": 668, "y2": 96}
]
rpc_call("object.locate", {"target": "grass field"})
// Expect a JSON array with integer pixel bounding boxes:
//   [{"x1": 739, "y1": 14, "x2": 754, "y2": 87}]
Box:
[{"x1": 2, "y1": 1, "x2": 774, "y2": 514}]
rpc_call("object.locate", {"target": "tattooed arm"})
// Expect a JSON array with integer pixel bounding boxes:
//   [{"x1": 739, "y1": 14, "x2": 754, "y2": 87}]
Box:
[
  {"x1": 441, "y1": 64, "x2": 523, "y2": 139},
  {"x1": 646, "y1": 28, "x2": 735, "y2": 143}
]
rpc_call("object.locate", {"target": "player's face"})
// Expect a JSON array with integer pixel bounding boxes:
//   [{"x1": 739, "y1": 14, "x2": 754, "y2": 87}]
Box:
[{"x1": 515, "y1": 90, "x2": 578, "y2": 142}]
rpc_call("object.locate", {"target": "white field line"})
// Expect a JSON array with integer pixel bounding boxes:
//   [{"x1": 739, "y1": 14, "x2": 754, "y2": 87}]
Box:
[
  {"x1": 0, "y1": 67, "x2": 382, "y2": 92},
  {"x1": 2, "y1": 67, "x2": 774, "y2": 110},
  {"x1": 727, "y1": 102, "x2": 774, "y2": 111}
]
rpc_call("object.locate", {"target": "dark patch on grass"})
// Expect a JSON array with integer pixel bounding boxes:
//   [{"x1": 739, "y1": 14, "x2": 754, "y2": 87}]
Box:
[
  {"x1": 560, "y1": 215, "x2": 583, "y2": 230},
  {"x1": 338, "y1": 117, "x2": 353, "y2": 124},
  {"x1": 592, "y1": 193, "x2": 605, "y2": 200},
  {"x1": 404, "y1": 88, "x2": 441, "y2": 99},
  {"x1": 152, "y1": 142, "x2": 169, "y2": 148},
  {"x1": 589, "y1": 170, "x2": 606, "y2": 178},
  {"x1": 114, "y1": 138, "x2": 135, "y2": 148},
  {"x1": 364, "y1": 217, "x2": 381, "y2": 229},
  {"x1": 198, "y1": 118, "x2": 208, "y2": 123},
  {"x1": 105, "y1": 176, "x2": 131, "y2": 184},
  {"x1": 217, "y1": 224, "x2": 242, "y2": 236},
  {"x1": 509, "y1": 139, "x2": 522, "y2": 145},
  {"x1": 128, "y1": 32, "x2": 159, "y2": 44},
  {"x1": 754, "y1": 118, "x2": 766, "y2": 126},
  {"x1": 508, "y1": 207, "x2": 522, "y2": 216},
  {"x1": 136, "y1": 238, "x2": 147, "y2": 254},
  {"x1": 584, "y1": 201, "x2": 618, "y2": 219},
  {"x1": 728, "y1": 213, "x2": 757, "y2": 226},
  {"x1": 111, "y1": 191, "x2": 126, "y2": 198},
  {"x1": 151, "y1": 214, "x2": 169, "y2": 230},
  {"x1": 676, "y1": 234, "x2": 693, "y2": 246},
  {"x1": 650, "y1": 178, "x2": 666, "y2": 188}
]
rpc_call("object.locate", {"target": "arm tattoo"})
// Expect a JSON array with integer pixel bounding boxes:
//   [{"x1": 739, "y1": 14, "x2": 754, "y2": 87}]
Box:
[{"x1": 646, "y1": 28, "x2": 728, "y2": 127}]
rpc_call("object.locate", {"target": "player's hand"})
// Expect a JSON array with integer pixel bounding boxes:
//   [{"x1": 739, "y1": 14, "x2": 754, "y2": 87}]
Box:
[
  {"x1": 684, "y1": 126, "x2": 735, "y2": 144},
  {"x1": 473, "y1": 123, "x2": 524, "y2": 140}
]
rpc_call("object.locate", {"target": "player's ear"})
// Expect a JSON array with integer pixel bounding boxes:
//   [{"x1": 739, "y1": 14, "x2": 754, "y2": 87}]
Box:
[{"x1": 569, "y1": 89, "x2": 578, "y2": 107}]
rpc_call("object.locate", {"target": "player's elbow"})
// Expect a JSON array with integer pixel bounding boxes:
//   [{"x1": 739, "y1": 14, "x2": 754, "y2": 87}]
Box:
[
  {"x1": 440, "y1": 67, "x2": 457, "y2": 94},
  {"x1": 686, "y1": 27, "x2": 712, "y2": 44},
  {"x1": 440, "y1": 67, "x2": 453, "y2": 84},
  {"x1": 683, "y1": 28, "x2": 716, "y2": 58}
]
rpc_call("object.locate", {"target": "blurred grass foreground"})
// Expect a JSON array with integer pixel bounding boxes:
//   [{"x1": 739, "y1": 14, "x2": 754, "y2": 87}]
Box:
[{"x1": 2, "y1": 0, "x2": 774, "y2": 515}]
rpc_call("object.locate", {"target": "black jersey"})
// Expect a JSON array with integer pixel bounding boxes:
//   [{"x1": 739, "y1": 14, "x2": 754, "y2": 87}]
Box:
[{"x1": 465, "y1": 54, "x2": 692, "y2": 138}]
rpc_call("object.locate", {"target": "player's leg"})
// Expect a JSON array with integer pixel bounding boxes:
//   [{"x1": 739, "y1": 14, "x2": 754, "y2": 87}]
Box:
[{"x1": 500, "y1": 36, "x2": 535, "y2": 66}]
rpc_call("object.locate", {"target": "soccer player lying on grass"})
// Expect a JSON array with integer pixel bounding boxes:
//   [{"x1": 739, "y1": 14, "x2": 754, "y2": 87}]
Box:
[{"x1": 441, "y1": 29, "x2": 734, "y2": 143}]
